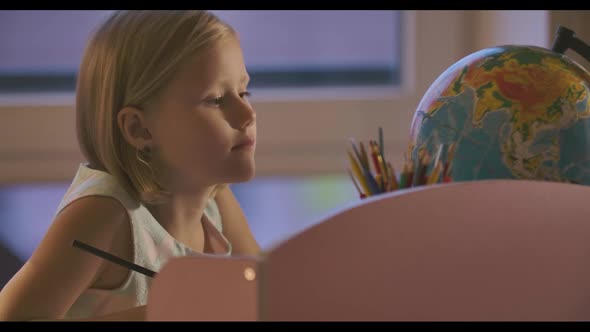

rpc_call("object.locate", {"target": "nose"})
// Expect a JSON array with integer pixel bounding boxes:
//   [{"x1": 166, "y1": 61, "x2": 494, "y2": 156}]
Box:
[{"x1": 229, "y1": 97, "x2": 256, "y2": 130}]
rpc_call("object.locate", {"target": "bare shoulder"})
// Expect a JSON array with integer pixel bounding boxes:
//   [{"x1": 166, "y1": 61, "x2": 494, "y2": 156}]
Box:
[
  {"x1": 214, "y1": 185, "x2": 260, "y2": 256},
  {"x1": 0, "y1": 195, "x2": 129, "y2": 321}
]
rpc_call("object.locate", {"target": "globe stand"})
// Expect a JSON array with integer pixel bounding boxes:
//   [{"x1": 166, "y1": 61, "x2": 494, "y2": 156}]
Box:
[{"x1": 551, "y1": 25, "x2": 590, "y2": 62}]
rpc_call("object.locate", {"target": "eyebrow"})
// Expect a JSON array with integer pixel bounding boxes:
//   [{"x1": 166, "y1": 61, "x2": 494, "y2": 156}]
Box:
[{"x1": 210, "y1": 75, "x2": 250, "y2": 89}]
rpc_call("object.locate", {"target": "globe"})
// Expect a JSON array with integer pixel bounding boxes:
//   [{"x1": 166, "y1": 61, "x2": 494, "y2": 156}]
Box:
[{"x1": 409, "y1": 45, "x2": 590, "y2": 185}]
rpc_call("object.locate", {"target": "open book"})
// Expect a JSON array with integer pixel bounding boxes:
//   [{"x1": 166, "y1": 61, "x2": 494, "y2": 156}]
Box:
[{"x1": 146, "y1": 179, "x2": 590, "y2": 321}]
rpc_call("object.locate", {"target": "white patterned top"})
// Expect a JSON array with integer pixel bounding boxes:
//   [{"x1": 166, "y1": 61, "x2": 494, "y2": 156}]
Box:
[{"x1": 53, "y1": 164, "x2": 231, "y2": 319}]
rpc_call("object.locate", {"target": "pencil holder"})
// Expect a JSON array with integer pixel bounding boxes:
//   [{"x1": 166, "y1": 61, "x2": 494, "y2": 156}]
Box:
[{"x1": 346, "y1": 128, "x2": 455, "y2": 199}]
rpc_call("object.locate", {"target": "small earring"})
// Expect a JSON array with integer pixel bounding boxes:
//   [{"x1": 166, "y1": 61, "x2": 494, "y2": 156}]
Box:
[{"x1": 136, "y1": 147, "x2": 151, "y2": 168}]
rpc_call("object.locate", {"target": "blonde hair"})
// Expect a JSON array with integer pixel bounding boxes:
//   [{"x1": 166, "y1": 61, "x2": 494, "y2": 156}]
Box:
[{"x1": 76, "y1": 10, "x2": 235, "y2": 205}]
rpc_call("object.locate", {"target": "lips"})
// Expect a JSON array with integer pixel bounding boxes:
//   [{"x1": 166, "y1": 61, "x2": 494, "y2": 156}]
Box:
[{"x1": 231, "y1": 138, "x2": 256, "y2": 151}]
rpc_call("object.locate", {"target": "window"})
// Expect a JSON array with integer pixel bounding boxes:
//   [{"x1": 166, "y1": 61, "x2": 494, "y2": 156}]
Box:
[
  {"x1": 0, "y1": 10, "x2": 402, "y2": 92},
  {"x1": 2, "y1": 11, "x2": 476, "y2": 181},
  {"x1": 213, "y1": 10, "x2": 402, "y2": 88},
  {"x1": 0, "y1": 10, "x2": 112, "y2": 92}
]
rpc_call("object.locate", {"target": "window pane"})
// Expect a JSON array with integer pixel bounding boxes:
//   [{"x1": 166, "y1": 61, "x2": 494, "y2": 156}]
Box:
[
  {"x1": 213, "y1": 10, "x2": 401, "y2": 87},
  {"x1": 0, "y1": 10, "x2": 113, "y2": 73},
  {"x1": 0, "y1": 10, "x2": 401, "y2": 92},
  {"x1": 0, "y1": 10, "x2": 112, "y2": 92}
]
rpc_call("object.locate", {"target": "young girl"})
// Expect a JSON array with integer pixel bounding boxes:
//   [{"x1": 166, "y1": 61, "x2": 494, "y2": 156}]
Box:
[{"x1": 0, "y1": 10, "x2": 260, "y2": 321}]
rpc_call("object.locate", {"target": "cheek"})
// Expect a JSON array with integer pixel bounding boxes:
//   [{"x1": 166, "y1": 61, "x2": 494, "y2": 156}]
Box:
[{"x1": 154, "y1": 116, "x2": 229, "y2": 165}]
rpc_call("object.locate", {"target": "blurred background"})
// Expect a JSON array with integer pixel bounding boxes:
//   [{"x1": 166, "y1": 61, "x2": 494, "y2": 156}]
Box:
[{"x1": 0, "y1": 10, "x2": 587, "y2": 287}]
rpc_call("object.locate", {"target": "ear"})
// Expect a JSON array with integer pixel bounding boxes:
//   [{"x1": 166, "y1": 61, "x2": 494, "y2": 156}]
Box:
[{"x1": 117, "y1": 106, "x2": 153, "y2": 150}]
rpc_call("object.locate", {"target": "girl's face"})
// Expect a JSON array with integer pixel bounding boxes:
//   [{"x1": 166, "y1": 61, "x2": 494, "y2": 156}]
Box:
[{"x1": 146, "y1": 35, "x2": 256, "y2": 191}]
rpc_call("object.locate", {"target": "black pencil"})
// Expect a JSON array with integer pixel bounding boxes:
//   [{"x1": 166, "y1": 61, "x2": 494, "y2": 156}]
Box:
[{"x1": 72, "y1": 240, "x2": 157, "y2": 278}]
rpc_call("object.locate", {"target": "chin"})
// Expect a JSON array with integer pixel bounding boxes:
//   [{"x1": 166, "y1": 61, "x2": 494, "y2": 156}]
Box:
[{"x1": 227, "y1": 161, "x2": 256, "y2": 183}]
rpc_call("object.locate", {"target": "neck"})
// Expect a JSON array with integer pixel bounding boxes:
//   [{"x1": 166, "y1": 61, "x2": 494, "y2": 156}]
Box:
[{"x1": 147, "y1": 186, "x2": 215, "y2": 231}]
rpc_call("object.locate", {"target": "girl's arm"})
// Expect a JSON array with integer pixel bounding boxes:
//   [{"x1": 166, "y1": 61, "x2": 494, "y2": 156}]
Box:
[
  {"x1": 215, "y1": 185, "x2": 261, "y2": 256},
  {"x1": 31, "y1": 305, "x2": 147, "y2": 321},
  {"x1": 0, "y1": 196, "x2": 142, "y2": 321}
]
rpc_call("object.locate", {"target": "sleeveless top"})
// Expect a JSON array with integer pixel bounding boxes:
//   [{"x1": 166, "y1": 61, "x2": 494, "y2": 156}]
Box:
[{"x1": 54, "y1": 164, "x2": 232, "y2": 319}]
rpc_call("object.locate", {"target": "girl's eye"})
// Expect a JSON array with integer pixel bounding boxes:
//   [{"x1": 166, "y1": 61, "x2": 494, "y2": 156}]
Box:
[
  {"x1": 204, "y1": 96, "x2": 223, "y2": 107},
  {"x1": 240, "y1": 91, "x2": 252, "y2": 100},
  {"x1": 202, "y1": 91, "x2": 251, "y2": 107}
]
